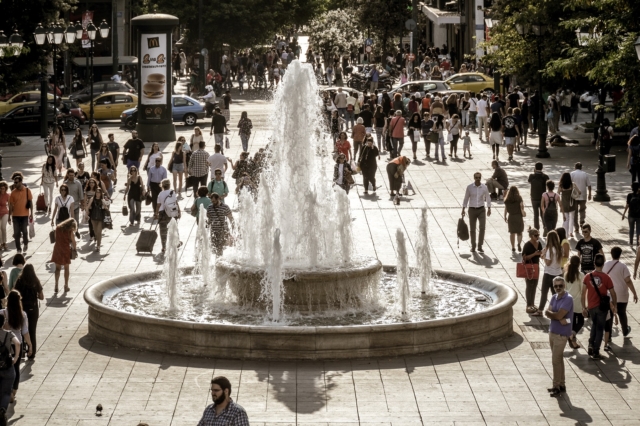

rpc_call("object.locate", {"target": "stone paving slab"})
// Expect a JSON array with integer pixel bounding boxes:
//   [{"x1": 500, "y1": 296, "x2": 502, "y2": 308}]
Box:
[{"x1": 1, "y1": 78, "x2": 640, "y2": 424}]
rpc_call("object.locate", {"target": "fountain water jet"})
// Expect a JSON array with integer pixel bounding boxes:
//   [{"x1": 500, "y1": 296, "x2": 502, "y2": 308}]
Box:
[
  {"x1": 260, "y1": 229, "x2": 284, "y2": 321},
  {"x1": 396, "y1": 228, "x2": 411, "y2": 318},
  {"x1": 416, "y1": 207, "x2": 434, "y2": 295},
  {"x1": 163, "y1": 218, "x2": 180, "y2": 310},
  {"x1": 195, "y1": 204, "x2": 212, "y2": 288}
]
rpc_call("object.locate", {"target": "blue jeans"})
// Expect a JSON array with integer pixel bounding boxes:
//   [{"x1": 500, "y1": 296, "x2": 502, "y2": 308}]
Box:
[
  {"x1": 214, "y1": 134, "x2": 224, "y2": 154},
  {"x1": 90, "y1": 148, "x2": 98, "y2": 170},
  {"x1": 434, "y1": 138, "x2": 446, "y2": 161},
  {"x1": 128, "y1": 199, "x2": 141, "y2": 224},
  {"x1": 345, "y1": 111, "x2": 355, "y2": 129},
  {"x1": 390, "y1": 137, "x2": 402, "y2": 158},
  {"x1": 589, "y1": 307, "x2": 607, "y2": 354},
  {"x1": 126, "y1": 159, "x2": 140, "y2": 170},
  {"x1": 12, "y1": 216, "x2": 28, "y2": 252},
  {"x1": 240, "y1": 134, "x2": 249, "y2": 152},
  {"x1": 338, "y1": 108, "x2": 347, "y2": 128},
  {"x1": 0, "y1": 364, "x2": 15, "y2": 410}
]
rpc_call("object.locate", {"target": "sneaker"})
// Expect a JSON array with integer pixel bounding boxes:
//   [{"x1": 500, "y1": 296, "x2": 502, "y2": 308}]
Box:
[
  {"x1": 604, "y1": 344, "x2": 612, "y2": 352},
  {"x1": 559, "y1": 385, "x2": 566, "y2": 392},
  {"x1": 587, "y1": 346, "x2": 593, "y2": 356},
  {"x1": 470, "y1": 247, "x2": 476, "y2": 252},
  {"x1": 0, "y1": 407, "x2": 6, "y2": 426},
  {"x1": 591, "y1": 353, "x2": 602, "y2": 360},
  {"x1": 624, "y1": 326, "x2": 631, "y2": 337},
  {"x1": 478, "y1": 246, "x2": 484, "y2": 253}
]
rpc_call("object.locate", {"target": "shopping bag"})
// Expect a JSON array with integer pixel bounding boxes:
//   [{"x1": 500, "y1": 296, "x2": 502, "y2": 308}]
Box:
[
  {"x1": 49, "y1": 229, "x2": 56, "y2": 244},
  {"x1": 28, "y1": 217, "x2": 35, "y2": 239},
  {"x1": 225, "y1": 137, "x2": 230, "y2": 149},
  {"x1": 516, "y1": 261, "x2": 539, "y2": 280}
]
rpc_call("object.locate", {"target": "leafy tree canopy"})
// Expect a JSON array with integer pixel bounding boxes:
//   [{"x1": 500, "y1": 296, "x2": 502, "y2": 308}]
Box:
[
  {"x1": 356, "y1": 0, "x2": 410, "y2": 54},
  {"x1": 308, "y1": 8, "x2": 363, "y2": 59}
]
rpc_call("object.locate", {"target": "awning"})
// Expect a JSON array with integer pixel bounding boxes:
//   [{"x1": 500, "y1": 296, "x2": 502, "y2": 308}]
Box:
[
  {"x1": 72, "y1": 56, "x2": 138, "y2": 67},
  {"x1": 419, "y1": 2, "x2": 461, "y2": 25}
]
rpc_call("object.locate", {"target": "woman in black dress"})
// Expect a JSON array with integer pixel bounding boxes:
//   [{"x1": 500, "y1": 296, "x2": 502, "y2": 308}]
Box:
[
  {"x1": 503, "y1": 186, "x2": 525, "y2": 252},
  {"x1": 13, "y1": 265, "x2": 43, "y2": 359},
  {"x1": 407, "y1": 113, "x2": 422, "y2": 160},
  {"x1": 358, "y1": 137, "x2": 380, "y2": 195}
]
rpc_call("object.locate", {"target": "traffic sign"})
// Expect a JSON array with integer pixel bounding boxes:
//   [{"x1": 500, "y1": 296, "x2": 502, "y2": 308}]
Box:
[
  {"x1": 365, "y1": 45, "x2": 372, "y2": 53},
  {"x1": 406, "y1": 53, "x2": 415, "y2": 61},
  {"x1": 405, "y1": 19, "x2": 417, "y2": 31},
  {"x1": 365, "y1": 38, "x2": 373, "y2": 46}
]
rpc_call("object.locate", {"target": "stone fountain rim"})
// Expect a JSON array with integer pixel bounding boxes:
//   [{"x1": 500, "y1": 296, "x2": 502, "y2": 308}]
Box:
[{"x1": 84, "y1": 266, "x2": 517, "y2": 333}]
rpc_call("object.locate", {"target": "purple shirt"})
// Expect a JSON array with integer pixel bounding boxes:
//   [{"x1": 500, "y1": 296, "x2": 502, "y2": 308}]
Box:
[{"x1": 549, "y1": 292, "x2": 574, "y2": 337}]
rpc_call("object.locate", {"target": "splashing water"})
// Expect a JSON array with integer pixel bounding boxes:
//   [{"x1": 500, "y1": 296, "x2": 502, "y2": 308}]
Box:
[
  {"x1": 260, "y1": 229, "x2": 284, "y2": 321},
  {"x1": 396, "y1": 228, "x2": 411, "y2": 318},
  {"x1": 195, "y1": 204, "x2": 212, "y2": 287},
  {"x1": 229, "y1": 60, "x2": 353, "y2": 269},
  {"x1": 164, "y1": 218, "x2": 180, "y2": 311},
  {"x1": 416, "y1": 207, "x2": 434, "y2": 295}
]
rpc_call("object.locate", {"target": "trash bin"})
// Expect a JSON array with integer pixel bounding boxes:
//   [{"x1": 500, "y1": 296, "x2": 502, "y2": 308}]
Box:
[{"x1": 603, "y1": 155, "x2": 616, "y2": 173}]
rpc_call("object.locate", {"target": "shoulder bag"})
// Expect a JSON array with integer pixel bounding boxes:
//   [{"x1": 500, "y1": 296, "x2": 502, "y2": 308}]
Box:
[
  {"x1": 516, "y1": 259, "x2": 539, "y2": 280},
  {"x1": 589, "y1": 272, "x2": 610, "y2": 312}
]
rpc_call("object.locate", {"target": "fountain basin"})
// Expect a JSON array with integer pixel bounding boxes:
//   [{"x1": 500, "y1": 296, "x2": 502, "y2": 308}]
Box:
[
  {"x1": 84, "y1": 268, "x2": 517, "y2": 360},
  {"x1": 216, "y1": 257, "x2": 382, "y2": 311}
]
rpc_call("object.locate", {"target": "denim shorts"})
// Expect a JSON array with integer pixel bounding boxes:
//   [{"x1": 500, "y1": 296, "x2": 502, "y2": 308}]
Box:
[
  {"x1": 172, "y1": 163, "x2": 184, "y2": 172},
  {"x1": 505, "y1": 136, "x2": 516, "y2": 145}
]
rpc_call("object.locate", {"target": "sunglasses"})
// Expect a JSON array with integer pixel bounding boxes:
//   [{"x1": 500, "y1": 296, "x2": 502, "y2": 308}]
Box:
[
  {"x1": 215, "y1": 172, "x2": 222, "y2": 175},
  {"x1": 553, "y1": 285, "x2": 564, "y2": 289}
]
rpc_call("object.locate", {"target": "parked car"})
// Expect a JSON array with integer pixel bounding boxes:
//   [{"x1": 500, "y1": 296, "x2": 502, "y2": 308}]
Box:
[
  {"x1": 68, "y1": 80, "x2": 136, "y2": 103},
  {"x1": 390, "y1": 81, "x2": 451, "y2": 98},
  {"x1": 0, "y1": 91, "x2": 55, "y2": 115},
  {"x1": 120, "y1": 94, "x2": 205, "y2": 129},
  {"x1": 0, "y1": 104, "x2": 56, "y2": 135},
  {"x1": 444, "y1": 73, "x2": 494, "y2": 93},
  {"x1": 56, "y1": 99, "x2": 86, "y2": 129},
  {"x1": 79, "y1": 92, "x2": 138, "y2": 121}
]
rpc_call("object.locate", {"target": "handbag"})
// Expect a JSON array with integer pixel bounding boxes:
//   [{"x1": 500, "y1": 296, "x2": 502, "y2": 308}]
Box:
[
  {"x1": 590, "y1": 272, "x2": 611, "y2": 312},
  {"x1": 571, "y1": 184, "x2": 581, "y2": 200},
  {"x1": 167, "y1": 160, "x2": 174, "y2": 173},
  {"x1": 49, "y1": 229, "x2": 56, "y2": 244},
  {"x1": 225, "y1": 137, "x2": 230, "y2": 149},
  {"x1": 122, "y1": 205, "x2": 128, "y2": 216},
  {"x1": 413, "y1": 130, "x2": 421, "y2": 141},
  {"x1": 145, "y1": 192, "x2": 153, "y2": 206},
  {"x1": 103, "y1": 210, "x2": 113, "y2": 229},
  {"x1": 516, "y1": 260, "x2": 540, "y2": 280},
  {"x1": 70, "y1": 247, "x2": 78, "y2": 260},
  {"x1": 429, "y1": 131, "x2": 439, "y2": 144},
  {"x1": 76, "y1": 149, "x2": 85, "y2": 157},
  {"x1": 446, "y1": 132, "x2": 453, "y2": 143},
  {"x1": 349, "y1": 160, "x2": 358, "y2": 174}
]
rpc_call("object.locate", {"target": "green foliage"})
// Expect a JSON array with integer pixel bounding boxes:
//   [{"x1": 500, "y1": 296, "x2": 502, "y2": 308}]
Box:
[
  {"x1": 0, "y1": 0, "x2": 78, "y2": 93},
  {"x1": 356, "y1": 0, "x2": 410, "y2": 54},
  {"x1": 307, "y1": 9, "x2": 363, "y2": 59}
]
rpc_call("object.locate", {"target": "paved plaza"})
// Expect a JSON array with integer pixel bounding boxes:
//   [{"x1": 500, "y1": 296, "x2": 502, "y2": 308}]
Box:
[{"x1": 3, "y1": 95, "x2": 640, "y2": 425}]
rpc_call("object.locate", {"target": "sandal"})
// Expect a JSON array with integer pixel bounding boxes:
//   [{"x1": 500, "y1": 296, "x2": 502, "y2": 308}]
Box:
[{"x1": 64, "y1": 287, "x2": 70, "y2": 292}]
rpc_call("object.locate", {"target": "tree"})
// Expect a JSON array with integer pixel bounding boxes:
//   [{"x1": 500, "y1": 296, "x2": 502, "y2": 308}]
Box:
[
  {"x1": 356, "y1": 0, "x2": 409, "y2": 54},
  {"x1": 307, "y1": 9, "x2": 363, "y2": 61},
  {"x1": 0, "y1": 0, "x2": 77, "y2": 93},
  {"x1": 544, "y1": 0, "x2": 640, "y2": 124}
]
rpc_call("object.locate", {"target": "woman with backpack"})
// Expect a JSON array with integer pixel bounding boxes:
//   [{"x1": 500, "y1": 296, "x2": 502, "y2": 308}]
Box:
[
  {"x1": 68, "y1": 128, "x2": 87, "y2": 167},
  {"x1": 50, "y1": 184, "x2": 75, "y2": 227},
  {"x1": 2, "y1": 290, "x2": 32, "y2": 403},
  {"x1": 13, "y1": 265, "x2": 43, "y2": 359},
  {"x1": 558, "y1": 172, "x2": 580, "y2": 238},
  {"x1": 626, "y1": 135, "x2": 640, "y2": 184},
  {"x1": 622, "y1": 182, "x2": 640, "y2": 246},
  {"x1": 237, "y1": 111, "x2": 253, "y2": 153},
  {"x1": 489, "y1": 112, "x2": 503, "y2": 161},
  {"x1": 41, "y1": 155, "x2": 58, "y2": 214},
  {"x1": 541, "y1": 180, "x2": 559, "y2": 237},
  {"x1": 86, "y1": 187, "x2": 108, "y2": 252}
]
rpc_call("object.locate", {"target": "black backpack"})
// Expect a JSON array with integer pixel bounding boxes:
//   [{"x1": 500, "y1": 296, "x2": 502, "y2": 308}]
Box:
[
  {"x1": 631, "y1": 195, "x2": 640, "y2": 218},
  {"x1": 457, "y1": 217, "x2": 469, "y2": 247},
  {"x1": 0, "y1": 331, "x2": 14, "y2": 370},
  {"x1": 600, "y1": 126, "x2": 611, "y2": 142},
  {"x1": 57, "y1": 197, "x2": 71, "y2": 222}
]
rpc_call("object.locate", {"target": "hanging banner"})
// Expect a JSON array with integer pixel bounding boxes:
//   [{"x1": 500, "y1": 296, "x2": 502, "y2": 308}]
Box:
[
  {"x1": 140, "y1": 33, "x2": 168, "y2": 108},
  {"x1": 81, "y1": 11, "x2": 93, "y2": 49}
]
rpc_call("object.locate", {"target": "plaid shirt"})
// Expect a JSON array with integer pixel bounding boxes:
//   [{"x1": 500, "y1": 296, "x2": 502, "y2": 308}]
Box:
[
  {"x1": 189, "y1": 149, "x2": 210, "y2": 177},
  {"x1": 197, "y1": 400, "x2": 250, "y2": 426}
]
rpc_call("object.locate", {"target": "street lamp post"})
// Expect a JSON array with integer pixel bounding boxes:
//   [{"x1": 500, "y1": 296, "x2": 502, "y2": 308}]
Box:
[
  {"x1": 576, "y1": 28, "x2": 609, "y2": 201},
  {"x1": 34, "y1": 23, "x2": 66, "y2": 112},
  {"x1": 516, "y1": 23, "x2": 549, "y2": 158},
  {"x1": 83, "y1": 19, "x2": 110, "y2": 124}
]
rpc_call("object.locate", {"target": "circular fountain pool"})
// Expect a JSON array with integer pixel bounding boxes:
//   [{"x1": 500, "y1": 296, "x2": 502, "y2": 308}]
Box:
[{"x1": 85, "y1": 267, "x2": 517, "y2": 360}]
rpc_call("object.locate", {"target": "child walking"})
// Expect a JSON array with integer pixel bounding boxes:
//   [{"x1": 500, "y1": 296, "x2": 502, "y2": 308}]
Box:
[{"x1": 462, "y1": 131, "x2": 472, "y2": 158}]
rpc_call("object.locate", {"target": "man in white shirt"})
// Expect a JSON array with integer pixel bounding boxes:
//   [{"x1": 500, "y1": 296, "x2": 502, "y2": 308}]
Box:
[
  {"x1": 476, "y1": 94, "x2": 490, "y2": 141},
  {"x1": 334, "y1": 88, "x2": 348, "y2": 127},
  {"x1": 468, "y1": 94, "x2": 478, "y2": 131},
  {"x1": 207, "y1": 145, "x2": 228, "y2": 178},
  {"x1": 461, "y1": 172, "x2": 492, "y2": 253},
  {"x1": 604, "y1": 247, "x2": 638, "y2": 339},
  {"x1": 345, "y1": 92, "x2": 357, "y2": 130},
  {"x1": 570, "y1": 162, "x2": 592, "y2": 231}
]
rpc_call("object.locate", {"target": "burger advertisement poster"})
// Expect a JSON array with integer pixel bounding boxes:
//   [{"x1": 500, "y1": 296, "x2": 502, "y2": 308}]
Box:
[{"x1": 140, "y1": 33, "x2": 168, "y2": 118}]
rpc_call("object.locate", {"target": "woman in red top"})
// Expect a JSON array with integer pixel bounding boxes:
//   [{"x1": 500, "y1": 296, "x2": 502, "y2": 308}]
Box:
[
  {"x1": 50, "y1": 218, "x2": 77, "y2": 293},
  {"x1": 386, "y1": 156, "x2": 411, "y2": 196},
  {"x1": 0, "y1": 181, "x2": 9, "y2": 250},
  {"x1": 334, "y1": 132, "x2": 353, "y2": 161}
]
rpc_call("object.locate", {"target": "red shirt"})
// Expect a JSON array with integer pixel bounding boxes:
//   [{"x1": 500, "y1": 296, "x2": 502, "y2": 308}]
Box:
[
  {"x1": 335, "y1": 140, "x2": 351, "y2": 160},
  {"x1": 582, "y1": 271, "x2": 614, "y2": 310}
]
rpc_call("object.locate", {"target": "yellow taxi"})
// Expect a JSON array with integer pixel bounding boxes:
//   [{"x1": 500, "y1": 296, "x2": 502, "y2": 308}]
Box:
[
  {"x1": 79, "y1": 92, "x2": 138, "y2": 120},
  {"x1": 0, "y1": 91, "x2": 55, "y2": 115},
  {"x1": 444, "y1": 73, "x2": 494, "y2": 93}
]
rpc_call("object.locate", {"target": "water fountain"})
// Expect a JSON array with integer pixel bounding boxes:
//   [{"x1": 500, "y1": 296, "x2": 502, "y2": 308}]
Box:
[{"x1": 85, "y1": 60, "x2": 517, "y2": 360}]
